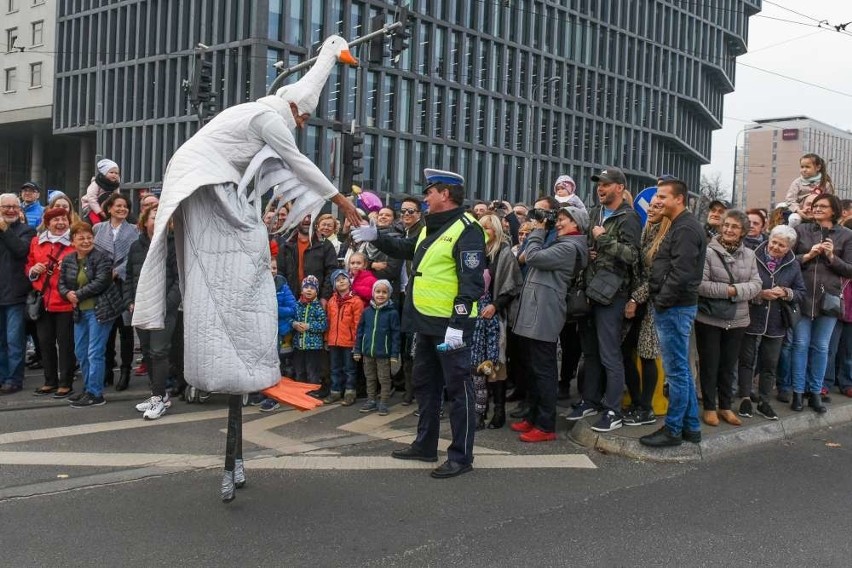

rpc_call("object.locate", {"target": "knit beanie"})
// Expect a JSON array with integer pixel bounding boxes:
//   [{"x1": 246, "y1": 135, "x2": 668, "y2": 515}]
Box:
[
  {"x1": 301, "y1": 275, "x2": 320, "y2": 291},
  {"x1": 372, "y1": 279, "x2": 393, "y2": 296},
  {"x1": 97, "y1": 159, "x2": 119, "y2": 175}
]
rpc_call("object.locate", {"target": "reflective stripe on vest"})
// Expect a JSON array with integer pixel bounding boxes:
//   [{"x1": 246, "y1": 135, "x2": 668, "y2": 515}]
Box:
[{"x1": 412, "y1": 213, "x2": 479, "y2": 318}]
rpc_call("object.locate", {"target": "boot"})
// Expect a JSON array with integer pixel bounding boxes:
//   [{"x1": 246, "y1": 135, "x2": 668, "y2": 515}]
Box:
[
  {"x1": 791, "y1": 392, "x2": 804, "y2": 412},
  {"x1": 104, "y1": 367, "x2": 115, "y2": 387},
  {"x1": 809, "y1": 392, "x2": 827, "y2": 414},
  {"x1": 476, "y1": 413, "x2": 486, "y2": 431},
  {"x1": 115, "y1": 367, "x2": 131, "y2": 391},
  {"x1": 488, "y1": 381, "x2": 506, "y2": 429}
]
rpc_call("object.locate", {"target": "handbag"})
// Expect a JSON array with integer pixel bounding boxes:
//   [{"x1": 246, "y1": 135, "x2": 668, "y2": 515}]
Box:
[
  {"x1": 585, "y1": 266, "x2": 621, "y2": 306},
  {"x1": 565, "y1": 247, "x2": 591, "y2": 321},
  {"x1": 25, "y1": 289, "x2": 45, "y2": 322},
  {"x1": 779, "y1": 300, "x2": 801, "y2": 329},
  {"x1": 820, "y1": 284, "x2": 843, "y2": 319},
  {"x1": 697, "y1": 249, "x2": 737, "y2": 320}
]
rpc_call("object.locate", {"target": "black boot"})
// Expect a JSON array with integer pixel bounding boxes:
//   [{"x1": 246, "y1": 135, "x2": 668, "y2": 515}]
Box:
[
  {"x1": 488, "y1": 381, "x2": 506, "y2": 429},
  {"x1": 476, "y1": 413, "x2": 487, "y2": 431},
  {"x1": 115, "y1": 367, "x2": 131, "y2": 391},
  {"x1": 104, "y1": 367, "x2": 115, "y2": 387},
  {"x1": 809, "y1": 392, "x2": 827, "y2": 414},
  {"x1": 791, "y1": 392, "x2": 804, "y2": 412}
]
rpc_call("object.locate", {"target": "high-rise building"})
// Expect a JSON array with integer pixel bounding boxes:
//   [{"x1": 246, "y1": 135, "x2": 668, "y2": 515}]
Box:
[
  {"x1": 23, "y1": 1, "x2": 761, "y2": 205},
  {"x1": 733, "y1": 116, "x2": 852, "y2": 210},
  {"x1": 0, "y1": 0, "x2": 66, "y2": 192}
]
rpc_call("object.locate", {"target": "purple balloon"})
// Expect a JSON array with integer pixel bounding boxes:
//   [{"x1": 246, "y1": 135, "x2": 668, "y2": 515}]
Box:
[{"x1": 358, "y1": 191, "x2": 382, "y2": 213}]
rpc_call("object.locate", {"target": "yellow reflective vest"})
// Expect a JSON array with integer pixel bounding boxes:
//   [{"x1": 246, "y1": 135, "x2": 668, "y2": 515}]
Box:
[{"x1": 412, "y1": 213, "x2": 480, "y2": 318}]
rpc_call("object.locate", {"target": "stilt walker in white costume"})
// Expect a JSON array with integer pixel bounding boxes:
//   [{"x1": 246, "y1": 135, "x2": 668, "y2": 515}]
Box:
[{"x1": 132, "y1": 36, "x2": 362, "y2": 502}]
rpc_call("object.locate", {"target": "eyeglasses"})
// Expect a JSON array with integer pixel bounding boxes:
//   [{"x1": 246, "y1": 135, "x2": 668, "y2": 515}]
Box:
[
  {"x1": 400, "y1": 208, "x2": 418, "y2": 215},
  {"x1": 0, "y1": 205, "x2": 19, "y2": 210}
]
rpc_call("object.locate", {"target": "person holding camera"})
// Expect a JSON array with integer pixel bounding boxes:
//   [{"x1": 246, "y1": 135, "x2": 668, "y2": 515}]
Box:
[
  {"x1": 509, "y1": 206, "x2": 589, "y2": 442},
  {"x1": 791, "y1": 194, "x2": 852, "y2": 412},
  {"x1": 566, "y1": 167, "x2": 641, "y2": 432},
  {"x1": 351, "y1": 169, "x2": 485, "y2": 479},
  {"x1": 26, "y1": 208, "x2": 77, "y2": 397}
]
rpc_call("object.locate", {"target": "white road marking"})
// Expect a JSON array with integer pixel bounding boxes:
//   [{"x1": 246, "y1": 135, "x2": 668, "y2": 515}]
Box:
[{"x1": 0, "y1": 452, "x2": 596, "y2": 470}]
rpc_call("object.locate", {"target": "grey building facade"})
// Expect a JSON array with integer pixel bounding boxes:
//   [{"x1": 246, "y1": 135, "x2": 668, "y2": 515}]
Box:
[{"x1": 52, "y1": 0, "x2": 761, "y2": 205}]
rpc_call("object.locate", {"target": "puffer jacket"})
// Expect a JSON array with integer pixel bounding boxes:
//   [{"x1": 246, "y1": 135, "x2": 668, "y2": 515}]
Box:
[
  {"x1": 293, "y1": 298, "x2": 327, "y2": 350},
  {"x1": 57, "y1": 248, "x2": 124, "y2": 324},
  {"x1": 275, "y1": 274, "x2": 298, "y2": 337},
  {"x1": 745, "y1": 243, "x2": 806, "y2": 338},
  {"x1": 325, "y1": 290, "x2": 364, "y2": 348},
  {"x1": 350, "y1": 269, "x2": 377, "y2": 306},
  {"x1": 512, "y1": 231, "x2": 588, "y2": 342},
  {"x1": 25, "y1": 233, "x2": 75, "y2": 313},
  {"x1": 354, "y1": 300, "x2": 401, "y2": 359},
  {"x1": 794, "y1": 222, "x2": 852, "y2": 318},
  {"x1": 696, "y1": 237, "x2": 762, "y2": 330}
]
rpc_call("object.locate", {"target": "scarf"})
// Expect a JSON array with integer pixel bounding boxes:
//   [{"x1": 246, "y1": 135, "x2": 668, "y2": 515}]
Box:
[
  {"x1": 95, "y1": 173, "x2": 120, "y2": 192},
  {"x1": 764, "y1": 251, "x2": 782, "y2": 274},
  {"x1": 801, "y1": 172, "x2": 823, "y2": 187},
  {"x1": 716, "y1": 234, "x2": 742, "y2": 255}
]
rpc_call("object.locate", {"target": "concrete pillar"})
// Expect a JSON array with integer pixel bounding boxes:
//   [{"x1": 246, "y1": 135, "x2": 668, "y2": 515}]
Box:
[
  {"x1": 30, "y1": 133, "x2": 44, "y2": 200},
  {"x1": 79, "y1": 137, "x2": 92, "y2": 206}
]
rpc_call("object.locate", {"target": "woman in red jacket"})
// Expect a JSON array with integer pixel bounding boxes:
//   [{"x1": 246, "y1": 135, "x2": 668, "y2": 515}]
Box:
[{"x1": 26, "y1": 208, "x2": 76, "y2": 397}]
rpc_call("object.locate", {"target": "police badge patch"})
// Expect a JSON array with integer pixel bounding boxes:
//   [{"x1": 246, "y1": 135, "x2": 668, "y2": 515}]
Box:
[{"x1": 461, "y1": 250, "x2": 482, "y2": 270}]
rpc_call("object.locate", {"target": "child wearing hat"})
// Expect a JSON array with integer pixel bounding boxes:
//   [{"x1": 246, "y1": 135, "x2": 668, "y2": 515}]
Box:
[
  {"x1": 81, "y1": 159, "x2": 122, "y2": 225},
  {"x1": 291, "y1": 275, "x2": 327, "y2": 388},
  {"x1": 324, "y1": 269, "x2": 364, "y2": 406},
  {"x1": 353, "y1": 279, "x2": 401, "y2": 416}
]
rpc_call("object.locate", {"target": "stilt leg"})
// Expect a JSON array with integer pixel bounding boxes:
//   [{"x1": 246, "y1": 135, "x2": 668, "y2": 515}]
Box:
[
  {"x1": 234, "y1": 398, "x2": 246, "y2": 488},
  {"x1": 221, "y1": 394, "x2": 240, "y2": 503}
]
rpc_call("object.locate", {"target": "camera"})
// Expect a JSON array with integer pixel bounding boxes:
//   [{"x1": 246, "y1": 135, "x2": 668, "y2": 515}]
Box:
[{"x1": 528, "y1": 207, "x2": 558, "y2": 227}]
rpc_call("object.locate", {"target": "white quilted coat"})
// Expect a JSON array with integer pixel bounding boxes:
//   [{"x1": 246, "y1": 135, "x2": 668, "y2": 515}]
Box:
[{"x1": 132, "y1": 96, "x2": 339, "y2": 394}]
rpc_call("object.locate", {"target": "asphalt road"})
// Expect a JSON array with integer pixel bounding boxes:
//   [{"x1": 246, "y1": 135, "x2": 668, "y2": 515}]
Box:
[{"x1": 2, "y1": 388, "x2": 851, "y2": 567}]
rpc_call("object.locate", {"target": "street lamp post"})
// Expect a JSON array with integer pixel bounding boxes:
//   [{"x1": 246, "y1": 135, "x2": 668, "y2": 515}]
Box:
[{"x1": 526, "y1": 76, "x2": 561, "y2": 202}]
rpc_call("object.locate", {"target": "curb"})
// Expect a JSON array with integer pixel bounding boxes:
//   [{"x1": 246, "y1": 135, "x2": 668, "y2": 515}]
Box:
[{"x1": 568, "y1": 403, "x2": 852, "y2": 463}]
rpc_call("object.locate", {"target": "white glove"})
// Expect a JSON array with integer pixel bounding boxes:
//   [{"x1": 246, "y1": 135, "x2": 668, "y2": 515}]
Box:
[
  {"x1": 443, "y1": 327, "x2": 464, "y2": 349},
  {"x1": 350, "y1": 221, "x2": 378, "y2": 243}
]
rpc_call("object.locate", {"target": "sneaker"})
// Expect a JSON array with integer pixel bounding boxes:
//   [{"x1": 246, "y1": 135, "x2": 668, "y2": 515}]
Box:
[
  {"x1": 323, "y1": 391, "x2": 343, "y2": 404},
  {"x1": 377, "y1": 402, "x2": 389, "y2": 416},
  {"x1": 519, "y1": 427, "x2": 557, "y2": 443},
  {"x1": 143, "y1": 397, "x2": 168, "y2": 420},
  {"x1": 68, "y1": 391, "x2": 86, "y2": 403},
  {"x1": 134, "y1": 362, "x2": 148, "y2": 376},
  {"x1": 509, "y1": 419, "x2": 534, "y2": 433},
  {"x1": 590, "y1": 410, "x2": 623, "y2": 432},
  {"x1": 738, "y1": 398, "x2": 753, "y2": 418},
  {"x1": 360, "y1": 399, "x2": 378, "y2": 413},
  {"x1": 71, "y1": 393, "x2": 106, "y2": 408},
  {"x1": 259, "y1": 398, "x2": 280, "y2": 412},
  {"x1": 624, "y1": 408, "x2": 657, "y2": 426},
  {"x1": 248, "y1": 393, "x2": 265, "y2": 406},
  {"x1": 341, "y1": 389, "x2": 356, "y2": 406},
  {"x1": 565, "y1": 400, "x2": 599, "y2": 422},
  {"x1": 843, "y1": 387, "x2": 852, "y2": 398},
  {"x1": 756, "y1": 400, "x2": 779, "y2": 421},
  {"x1": 135, "y1": 393, "x2": 172, "y2": 413}
]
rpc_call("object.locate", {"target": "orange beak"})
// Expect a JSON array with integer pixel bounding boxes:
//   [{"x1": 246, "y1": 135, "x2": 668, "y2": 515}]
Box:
[{"x1": 338, "y1": 49, "x2": 358, "y2": 66}]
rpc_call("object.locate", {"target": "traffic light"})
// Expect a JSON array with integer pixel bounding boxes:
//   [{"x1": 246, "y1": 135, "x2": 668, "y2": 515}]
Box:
[
  {"x1": 390, "y1": 8, "x2": 412, "y2": 60},
  {"x1": 341, "y1": 131, "x2": 364, "y2": 195},
  {"x1": 368, "y1": 13, "x2": 386, "y2": 65},
  {"x1": 190, "y1": 53, "x2": 214, "y2": 104}
]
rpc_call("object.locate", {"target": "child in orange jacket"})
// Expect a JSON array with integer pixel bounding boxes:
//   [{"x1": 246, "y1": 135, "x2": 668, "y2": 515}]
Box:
[{"x1": 324, "y1": 268, "x2": 364, "y2": 406}]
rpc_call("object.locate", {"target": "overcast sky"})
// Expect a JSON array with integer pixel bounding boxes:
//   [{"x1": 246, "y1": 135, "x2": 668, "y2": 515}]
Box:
[{"x1": 702, "y1": 0, "x2": 852, "y2": 194}]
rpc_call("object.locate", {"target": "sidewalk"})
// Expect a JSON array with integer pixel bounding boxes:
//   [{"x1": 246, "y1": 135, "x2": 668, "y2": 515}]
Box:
[
  {"x1": 0, "y1": 366, "x2": 151, "y2": 411},
  {"x1": 567, "y1": 394, "x2": 852, "y2": 462}
]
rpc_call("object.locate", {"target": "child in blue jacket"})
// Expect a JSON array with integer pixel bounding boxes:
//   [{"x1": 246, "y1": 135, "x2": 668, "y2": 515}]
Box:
[
  {"x1": 353, "y1": 279, "x2": 400, "y2": 416},
  {"x1": 259, "y1": 258, "x2": 299, "y2": 412},
  {"x1": 292, "y1": 275, "x2": 328, "y2": 386}
]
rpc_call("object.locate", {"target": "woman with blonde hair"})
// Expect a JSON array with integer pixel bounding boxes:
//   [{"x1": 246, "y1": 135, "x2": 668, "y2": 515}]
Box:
[
  {"x1": 471, "y1": 214, "x2": 523, "y2": 429},
  {"x1": 37, "y1": 193, "x2": 82, "y2": 232}
]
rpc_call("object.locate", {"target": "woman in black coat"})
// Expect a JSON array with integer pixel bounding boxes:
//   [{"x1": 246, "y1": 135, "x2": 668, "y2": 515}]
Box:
[
  {"x1": 736, "y1": 225, "x2": 806, "y2": 420},
  {"x1": 57, "y1": 222, "x2": 124, "y2": 407}
]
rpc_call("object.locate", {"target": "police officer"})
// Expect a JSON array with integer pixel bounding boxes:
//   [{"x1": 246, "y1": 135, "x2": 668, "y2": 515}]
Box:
[{"x1": 352, "y1": 169, "x2": 485, "y2": 478}]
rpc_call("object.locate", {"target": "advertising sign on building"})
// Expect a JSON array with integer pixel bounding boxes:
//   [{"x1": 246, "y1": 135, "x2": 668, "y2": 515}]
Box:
[{"x1": 782, "y1": 129, "x2": 799, "y2": 141}]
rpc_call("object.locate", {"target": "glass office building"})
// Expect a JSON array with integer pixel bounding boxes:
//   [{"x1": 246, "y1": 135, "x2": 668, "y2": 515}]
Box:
[{"x1": 53, "y1": 0, "x2": 760, "y2": 203}]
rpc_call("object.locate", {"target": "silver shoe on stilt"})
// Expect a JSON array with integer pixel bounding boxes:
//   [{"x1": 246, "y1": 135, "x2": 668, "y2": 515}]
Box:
[
  {"x1": 234, "y1": 459, "x2": 246, "y2": 488},
  {"x1": 221, "y1": 470, "x2": 236, "y2": 503}
]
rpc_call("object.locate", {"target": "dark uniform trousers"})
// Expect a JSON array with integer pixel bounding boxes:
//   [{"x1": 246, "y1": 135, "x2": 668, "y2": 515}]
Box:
[{"x1": 412, "y1": 333, "x2": 475, "y2": 465}]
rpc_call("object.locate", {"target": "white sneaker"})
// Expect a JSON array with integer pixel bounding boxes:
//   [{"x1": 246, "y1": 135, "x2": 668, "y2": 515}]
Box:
[
  {"x1": 143, "y1": 397, "x2": 168, "y2": 420},
  {"x1": 135, "y1": 393, "x2": 171, "y2": 413}
]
